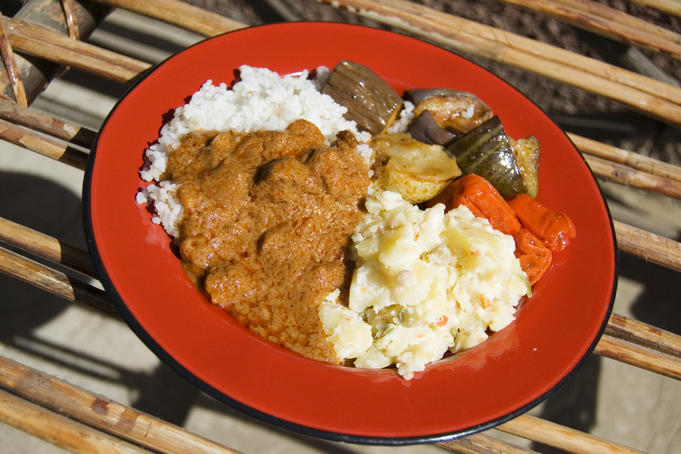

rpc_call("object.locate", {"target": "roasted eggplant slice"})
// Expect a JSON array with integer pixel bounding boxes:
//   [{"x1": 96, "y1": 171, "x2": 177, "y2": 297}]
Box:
[
  {"x1": 408, "y1": 110, "x2": 457, "y2": 146},
  {"x1": 321, "y1": 60, "x2": 403, "y2": 135},
  {"x1": 371, "y1": 133, "x2": 461, "y2": 204},
  {"x1": 446, "y1": 116, "x2": 526, "y2": 198},
  {"x1": 405, "y1": 89, "x2": 493, "y2": 134},
  {"x1": 511, "y1": 136, "x2": 540, "y2": 198}
]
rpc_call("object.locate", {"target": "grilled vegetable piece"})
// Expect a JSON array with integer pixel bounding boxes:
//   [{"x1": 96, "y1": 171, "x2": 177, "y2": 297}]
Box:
[
  {"x1": 511, "y1": 136, "x2": 540, "y2": 198},
  {"x1": 446, "y1": 116, "x2": 527, "y2": 198},
  {"x1": 430, "y1": 173, "x2": 520, "y2": 236},
  {"x1": 408, "y1": 110, "x2": 456, "y2": 146},
  {"x1": 370, "y1": 133, "x2": 461, "y2": 204},
  {"x1": 514, "y1": 228, "x2": 552, "y2": 285},
  {"x1": 321, "y1": 60, "x2": 403, "y2": 134},
  {"x1": 405, "y1": 88, "x2": 493, "y2": 134},
  {"x1": 508, "y1": 194, "x2": 576, "y2": 252}
]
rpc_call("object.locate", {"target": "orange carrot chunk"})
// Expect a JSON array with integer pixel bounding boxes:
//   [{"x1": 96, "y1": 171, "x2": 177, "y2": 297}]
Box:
[
  {"x1": 508, "y1": 193, "x2": 576, "y2": 252},
  {"x1": 513, "y1": 227, "x2": 552, "y2": 285},
  {"x1": 431, "y1": 174, "x2": 521, "y2": 236}
]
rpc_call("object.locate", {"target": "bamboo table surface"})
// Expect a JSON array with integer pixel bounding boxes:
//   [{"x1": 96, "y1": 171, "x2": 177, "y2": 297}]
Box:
[{"x1": 1, "y1": 0, "x2": 680, "y2": 453}]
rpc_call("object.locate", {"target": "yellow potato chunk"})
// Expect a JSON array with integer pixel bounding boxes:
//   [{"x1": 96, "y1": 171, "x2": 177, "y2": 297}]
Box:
[{"x1": 370, "y1": 133, "x2": 461, "y2": 204}]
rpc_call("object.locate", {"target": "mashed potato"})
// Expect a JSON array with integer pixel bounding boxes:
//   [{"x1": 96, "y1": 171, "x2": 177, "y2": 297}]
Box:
[{"x1": 320, "y1": 190, "x2": 530, "y2": 379}]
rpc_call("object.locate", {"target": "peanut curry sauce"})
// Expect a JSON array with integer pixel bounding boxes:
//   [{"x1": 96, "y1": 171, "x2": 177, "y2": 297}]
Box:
[{"x1": 165, "y1": 120, "x2": 370, "y2": 363}]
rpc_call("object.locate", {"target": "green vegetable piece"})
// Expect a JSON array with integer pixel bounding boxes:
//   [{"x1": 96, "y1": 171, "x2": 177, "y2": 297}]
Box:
[{"x1": 446, "y1": 116, "x2": 527, "y2": 198}]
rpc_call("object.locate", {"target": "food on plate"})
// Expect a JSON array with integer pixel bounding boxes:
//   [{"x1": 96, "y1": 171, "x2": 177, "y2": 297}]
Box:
[
  {"x1": 136, "y1": 65, "x2": 369, "y2": 237},
  {"x1": 431, "y1": 173, "x2": 520, "y2": 236},
  {"x1": 321, "y1": 60, "x2": 403, "y2": 135},
  {"x1": 446, "y1": 116, "x2": 529, "y2": 198},
  {"x1": 408, "y1": 110, "x2": 456, "y2": 146},
  {"x1": 514, "y1": 228, "x2": 552, "y2": 286},
  {"x1": 370, "y1": 132, "x2": 461, "y2": 203},
  {"x1": 321, "y1": 190, "x2": 529, "y2": 379},
  {"x1": 406, "y1": 88, "x2": 493, "y2": 135},
  {"x1": 403, "y1": 88, "x2": 538, "y2": 203},
  {"x1": 137, "y1": 63, "x2": 574, "y2": 379},
  {"x1": 510, "y1": 136, "x2": 541, "y2": 198},
  {"x1": 508, "y1": 193, "x2": 576, "y2": 252},
  {"x1": 168, "y1": 120, "x2": 369, "y2": 363},
  {"x1": 432, "y1": 174, "x2": 554, "y2": 285}
]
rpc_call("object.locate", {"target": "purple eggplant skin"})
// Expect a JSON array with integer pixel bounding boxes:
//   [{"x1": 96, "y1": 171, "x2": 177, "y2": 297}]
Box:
[
  {"x1": 404, "y1": 88, "x2": 462, "y2": 104},
  {"x1": 408, "y1": 111, "x2": 457, "y2": 146},
  {"x1": 321, "y1": 60, "x2": 403, "y2": 135},
  {"x1": 446, "y1": 115, "x2": 527, "y2": 198},
  {"x1": 405, "y1": 89, "x2": 493, "y2": 134}
]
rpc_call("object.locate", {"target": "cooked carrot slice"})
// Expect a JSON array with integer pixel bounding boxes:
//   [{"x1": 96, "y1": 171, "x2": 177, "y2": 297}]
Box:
[
  {"x1": 431, "y1": 174, "x2": 521, "y2": 236},
  {"x1": 508, "y1": 194, "x2": 576, "y2": 252},
  {"x1": 514, "y1": 227, "x2": 552, "y2": 285}
]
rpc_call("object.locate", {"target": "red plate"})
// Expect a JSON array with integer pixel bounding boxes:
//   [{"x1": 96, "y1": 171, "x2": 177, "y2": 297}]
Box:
[{"x1": 84, "y1": 23, "x2": 616, "y2": 444}]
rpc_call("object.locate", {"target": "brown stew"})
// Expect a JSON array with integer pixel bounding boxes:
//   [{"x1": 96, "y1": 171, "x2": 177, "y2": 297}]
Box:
[{"x1": 166, "y1": 120, "x2": 370, "y2": 362}]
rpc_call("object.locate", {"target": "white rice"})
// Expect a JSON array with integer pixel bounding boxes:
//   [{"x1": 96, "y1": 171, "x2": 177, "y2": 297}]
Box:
[
  {"x1": 387, "y1": 100, "x2": 414, "y2": 133},
  {"x1": 138, "y1": 65, "x2": 373, "y2": 235},
  {"x1": 135, "y1": 181, "x2": 182, "y2": 237}
]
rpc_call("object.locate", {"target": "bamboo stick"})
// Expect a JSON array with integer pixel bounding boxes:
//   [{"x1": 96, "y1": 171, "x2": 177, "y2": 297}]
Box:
[
  {"x1": 0, "y1": 355, "x2": 243, "y2": 454},
  {"x1": 8, "y1": 5, "x2": 681, "y2": 200},
  {"x1": 498, "y1": 413, "x2": 646, "y2": 454},
  {"x1": 316, "y1": 0, "x2": 681, "y2": 127},
  {"x1": 0, "y1": 388, "x2": 151, "y2": 454},
  {"x1": 606, "y1": 313, "x2": 681, "y2": 358},
  {"x1": 2, "y1": 17, "x2": 151, "y2": 82},
  {"x1": 0, "y1": 216, "x2": 95, "y2": 277},
  {"x1": 585, "y1": 154, "x2": 681, "y2": 199},
  {"x1": 102, "y1": 0, "x2": 681, "y2": 128},
  {"x1": 559, "y1": 0, "x2": 681, "y2": 42},
  {"x1": 569, "y1": 132, "x2": 681, "y2": 183},
  {"x1": 0, "y1": 118, "x2": 89, "y2": 170},
  {"x1": 0, "y1": 98, "x2": 96, "y2": 148},
  {"x1": 437, "y1": 432, "x2": 538, "y2": 453},
  {"x1": 61, "y1": 0, "x2": 81, "y2": 40},
  {"x1": 395, "y1": 0, "x2": 681, "y2": 106},
  {"x1": 5, "y1": 220, "x2": 679, "y2": 378},
  {"x1": 1, "y1": 0, "x2": 110, "y2": 105},
  {"x1": 0, "y1": 245, "x2": 117, "y2": 318},
  {"x1": 96, "y1": 0, "x2": 246, "y2": 37},
  {"x1": 499, "y1": 0, "x2": 681, "y2": 60},
  {"x1": 10, "y1": 2, "x2": 679, "y2": 194},
  {"x1": 595, "y1": 334, "x2": 681, "y2": 380},
  {"x1": 614, "y1": 219, "x2": 681, "y2": 271},
  {"x1": 628, "y1": 0, "x2": 681, "y2": 18},
  {"x1": 0, "y1": 15, "x2": 28, "y2": 107}
]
